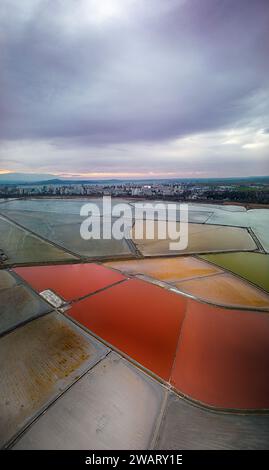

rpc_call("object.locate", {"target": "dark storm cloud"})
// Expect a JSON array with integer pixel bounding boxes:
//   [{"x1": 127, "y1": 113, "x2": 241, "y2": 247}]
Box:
[
  {"x1": 1, "y1": 0, "x2": 268, "y2": 143},
  {"x1": 0, "y1": 0, "x2": 269, "y2": 176}
]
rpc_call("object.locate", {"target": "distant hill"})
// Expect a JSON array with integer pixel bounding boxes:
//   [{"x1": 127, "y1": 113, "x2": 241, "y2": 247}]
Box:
[
  {"x1": 0, "y1": 173, "x2": 57, "y2": 184},
  {"x1": 0, "y1": 172, "x2": 269, "y2": 186}
]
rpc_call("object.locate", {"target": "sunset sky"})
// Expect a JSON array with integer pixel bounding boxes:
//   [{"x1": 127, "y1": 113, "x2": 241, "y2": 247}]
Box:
[{"x1": 0, "y1": 0, "x2": 269, "y2": 179}]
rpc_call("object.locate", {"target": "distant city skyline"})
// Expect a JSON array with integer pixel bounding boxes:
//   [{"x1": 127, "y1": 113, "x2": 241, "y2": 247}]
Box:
[{"x1": 1, "y1": 0, "x2": 269, "y2": 178}]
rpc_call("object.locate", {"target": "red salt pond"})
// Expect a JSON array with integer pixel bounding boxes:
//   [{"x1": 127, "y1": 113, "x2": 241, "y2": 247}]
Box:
[
  {"x1": 14, "y1": 263, "x2": 126, "y2": 301},
  {"x1": 171, "y1": 300, "x2": 269, "y2": 409},
  {"x1": 67, "y1": 278, "x2": 187, "y2": 380}
]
